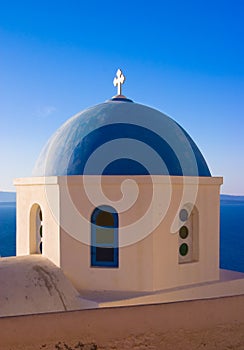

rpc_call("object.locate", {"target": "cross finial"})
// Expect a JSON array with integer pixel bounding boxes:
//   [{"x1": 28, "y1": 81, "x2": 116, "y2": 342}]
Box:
[{"x1": 113, "y1": 69, "x2": 125, "y2": 96}]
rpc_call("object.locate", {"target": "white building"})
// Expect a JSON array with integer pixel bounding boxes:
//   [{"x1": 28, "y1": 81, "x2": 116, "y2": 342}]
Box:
[{"x1": 15, "y1": 70, "x2": 223, "y2": 293}]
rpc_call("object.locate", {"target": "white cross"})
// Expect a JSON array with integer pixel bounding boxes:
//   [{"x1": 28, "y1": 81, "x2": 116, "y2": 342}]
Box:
[{"x1": 113, "y1": 69, "x2": 125, "y2": 96}]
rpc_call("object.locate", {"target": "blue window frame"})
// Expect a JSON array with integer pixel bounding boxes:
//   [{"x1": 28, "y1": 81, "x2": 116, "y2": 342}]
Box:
[{"x1": 91, "y1": 206, "x2": 119, "y2": 268}]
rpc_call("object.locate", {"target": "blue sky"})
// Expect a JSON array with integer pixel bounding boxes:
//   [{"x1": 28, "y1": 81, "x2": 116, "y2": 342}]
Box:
[{"x1": 0, "y1": 0, "x2": 243, "y2": 194}]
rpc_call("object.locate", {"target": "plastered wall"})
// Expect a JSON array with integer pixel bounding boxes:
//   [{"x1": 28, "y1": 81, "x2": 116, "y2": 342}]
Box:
[{"x1": 15, "y1": 175, "x2": 222, "y2": 292}]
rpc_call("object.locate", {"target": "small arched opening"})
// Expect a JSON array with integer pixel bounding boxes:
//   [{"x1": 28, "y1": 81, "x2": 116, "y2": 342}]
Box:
[{"x1": 29, "y1": 204, "x2": 43, "y2": 254}]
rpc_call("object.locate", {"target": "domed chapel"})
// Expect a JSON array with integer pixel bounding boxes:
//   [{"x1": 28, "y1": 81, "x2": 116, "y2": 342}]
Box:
[{"x1": 15, "y1": 69, "x2": 223, "y2": 294}]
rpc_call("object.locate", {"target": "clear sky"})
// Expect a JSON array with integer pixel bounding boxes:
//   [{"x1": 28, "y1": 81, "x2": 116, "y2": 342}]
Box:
[{"x1": 0, "y1": 0, "x2": 243, "y2": 194}]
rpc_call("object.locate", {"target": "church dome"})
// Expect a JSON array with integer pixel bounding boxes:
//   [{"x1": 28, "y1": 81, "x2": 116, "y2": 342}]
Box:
[{"x1": 33, "y1": 97, "x2": 211, "y2": 177}]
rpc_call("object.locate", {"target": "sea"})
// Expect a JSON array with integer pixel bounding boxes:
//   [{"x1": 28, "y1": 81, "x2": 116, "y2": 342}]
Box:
[{"x1": 0, "y1": 198, "x2": 244, "y2": 273}]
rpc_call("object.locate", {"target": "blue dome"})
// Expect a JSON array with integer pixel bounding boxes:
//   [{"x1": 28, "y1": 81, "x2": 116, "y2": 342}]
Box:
[{"x1": 33, "y1": 98, "x2": 211, "y2": 177}]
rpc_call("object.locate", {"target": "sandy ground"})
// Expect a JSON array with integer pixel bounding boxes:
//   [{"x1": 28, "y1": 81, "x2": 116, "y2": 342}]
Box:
[{"x1": 2, "y1": 323, "x2": 244, "y2": 350}]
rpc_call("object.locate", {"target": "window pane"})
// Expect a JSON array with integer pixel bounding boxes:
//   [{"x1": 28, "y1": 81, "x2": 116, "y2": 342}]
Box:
[
  {"x1": 179, "y1": 243, "x2": 188, "y2": 256},
  {"x1": 96, "y1": 247, "x2": 114, "y2": 262},
  {"x1": 96, "y1": 227, "x2": 114, "y2": 244},
  {"x1": 179, "y1": 209, "x2": 188, "y2": 222},
  {"x1": 40, "y1": 225, "x2": 43, "y2": 238},
  {"x1": 179, "y1": 226, "x2": 188, "y2": 239},
  {"x1": 39, "y1": 209, "x2": 43, "y2": 221},
  {"x1": 96, "y1": 211, "x2": 114, "y2": 227},
  {"x1": 39, "y1": 241, "x2": 43, "y2": 254}
]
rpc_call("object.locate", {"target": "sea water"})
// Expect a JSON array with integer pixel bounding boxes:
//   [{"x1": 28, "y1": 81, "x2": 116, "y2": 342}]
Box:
[
  {"x1": 0, "y1": 202, "x2": 16, "y2": 257},
  {"x1": 0, "y1": 200, "x2": 244, "y2": 272},
  {"x1": 220, "y1": 200, "x2": 244, "y2": 272}
]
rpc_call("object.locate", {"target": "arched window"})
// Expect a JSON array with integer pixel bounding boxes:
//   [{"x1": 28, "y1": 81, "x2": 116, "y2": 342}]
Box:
[
  {"x1": 178, "y1": 206, "x2": 199, "y2": 264},
  {"x1": 30, "y1": 204, "x2": 43, "y2": 254},
  {"x1": 91, "y1": 206, "x2": 118, "y2": 268}
]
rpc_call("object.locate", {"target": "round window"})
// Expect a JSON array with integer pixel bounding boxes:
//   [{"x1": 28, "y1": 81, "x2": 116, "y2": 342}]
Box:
[
  {"x1": 39, "y1": 242, "x2": 43, "y2": 254},
  {"x1": 179, "y1": 243, "x2": 188, "y2": 256},
  {"x1": 179, "y1": 226, "x2": 188, "y2": 239},
  {"x1": 39, "y1": 210, "x2": 43, "y2": 222},
  {"x1": 40, "y1": 225, "x2": 43, "y2": 238},
  {"x1": 179, "y1": 209, "x2": 188, "y2": 222}
]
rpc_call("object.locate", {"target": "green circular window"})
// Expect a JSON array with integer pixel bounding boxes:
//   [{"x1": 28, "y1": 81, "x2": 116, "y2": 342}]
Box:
[
  {"x1": 179, "y1": 243, "x2": 188, "y2": 256},
  {"x1": 179, "y1": 226, "x2": 188, "y2": 239},
  {"x1": 39, "y1": 241, "x2": 43, "y2": 254},
  {"x1": 179, "y1": 209, "x2": 188, "y2": 222}
]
